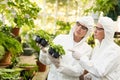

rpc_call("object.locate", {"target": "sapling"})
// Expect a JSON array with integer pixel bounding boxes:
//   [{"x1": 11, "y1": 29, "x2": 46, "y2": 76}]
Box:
[
  {"x1": 48, "y1": 42, "x2": 65, "y2": 58},
  {"x1": 35, "y1": 30, "x2": 52, "y2": 47}
]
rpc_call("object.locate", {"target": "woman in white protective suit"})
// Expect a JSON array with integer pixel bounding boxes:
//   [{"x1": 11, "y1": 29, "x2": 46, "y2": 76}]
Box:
[
  {"x1": 39, "y1": 16, "x2": 94, "y2": 80},
  {"x1": 72, "y1": 17, "x2": 120, "y2": 80}
]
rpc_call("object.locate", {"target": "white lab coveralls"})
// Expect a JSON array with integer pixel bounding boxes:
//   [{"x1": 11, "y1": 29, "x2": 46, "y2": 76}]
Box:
[
  {"x1": 79, "y1": 17, "x2": 120, "y2": 80},
  {"x1": 39, "y1": 16, "x2": 94, "y2": 80}
]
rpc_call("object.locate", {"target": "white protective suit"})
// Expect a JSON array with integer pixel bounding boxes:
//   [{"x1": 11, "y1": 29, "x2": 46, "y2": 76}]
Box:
[
  {"x1": 79, "y1": 17, "x2": 120, "y2": 80},
  {"x1": 39, "y1": 16, "x2": 94, "y2": 80}
]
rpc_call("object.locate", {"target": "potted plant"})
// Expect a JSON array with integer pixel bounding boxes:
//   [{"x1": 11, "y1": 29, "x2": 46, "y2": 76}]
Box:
[
  {"x1": 22, "y1": 42, "x2": 35, "y2": 56},
  {"x1": 35, "y1": 29, "x2": 52, "y2": 47},
  {"x1": 0, "y1": 32, "x2": 23, "y2": 66},
  {"x1": 24, "y1": 30, "x2": 47, "y2": 72},
  {"x1": 0, "y1": 32, "x2": 23, "y2": 55},
  {"x1": 5, "y1": 0, "x2": 40, "y2": 37},
  {"x1": 48, "y1": 43, "x2": 65, "y2": 58}
]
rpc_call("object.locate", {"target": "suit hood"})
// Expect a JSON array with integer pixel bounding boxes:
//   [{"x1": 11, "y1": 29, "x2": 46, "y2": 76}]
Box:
[
  {"x1": 98, "y1": 17, "x2": 116, "y2": 41},
  {"x1": 69, "y1": 16, "x2": 94, "y2": 45}
]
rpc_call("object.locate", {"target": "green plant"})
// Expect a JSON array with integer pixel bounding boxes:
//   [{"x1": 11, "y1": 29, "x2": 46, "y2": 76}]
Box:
[
  {"x1": 0, "y1": 25, "x2": 12, "y2": 36},
  {"x1": 114, "y1": 38, "x2": 120, "y2": 46},
  {"x1": 20, "y1": 30, "x2": 41, "y2": 60},
  {"x1": 56, "y1": 21, "x2": 71, "y2": 36},
  {"x1": 27, "y1": 32, "x2": 40, "y2": 53},
  {"x1": 0, "y1": 20, "x2": 3, "y2": 26},
  {"x1": 87, "y1": 34, "x2": 95, "y2": 48},
  {"x1": 50, "y1": 44, "x2": 65, "y2": 55},
  {"x1": 35, "y1": 29, "x2": 52, "y2": 45},
  {"x1": 0, "y1": 32, "x2": 22, "y2": 55},
  {"x1": 19, "y1": 63, "x2": 36, "y2": 67},
  {"x1": 19, "y1": 64, "x2": 37, "y2": 80},
  {"x1": 0, "y1": 45, "x2": 5, "y2": 60},
  {"x1": 7, "y1": 0, "x2": 40, "y2": 28},
  {"x1": 48, "y1": 42, "x2": 65, "y2": 58},
  {"x1": 0, "y1": 68, "x2": 22, "y2": 80},
  {"x1": 35, "y1": 29, "x2": 65, "y2": 58},
  {"x1": 9, "y1": 57, "x2": 20, "y2": 68},
  {"x1": 107, "y1": 0, "x2": 120, "y2": 21},
  {"x1": 0, "y1": 31, "x2": 23, "y2": 68},
  {"x1": 83, "y1": 0, "x2": 120, "y2": 21},
  {"x1": 83, "y1": 0, "x2": 117, "y2": 14},
  {"x1": 0, "y1": 32, "x2": 23, "y2": 62}
]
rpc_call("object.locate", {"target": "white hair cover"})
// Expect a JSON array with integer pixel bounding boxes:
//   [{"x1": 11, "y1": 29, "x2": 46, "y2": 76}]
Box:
[
  {"x1": 76, "y1": 16, "x2": 94, "y2": 33},
  {"x1": 98, "y1": 17, "x2": 116, "y2": 41},
  {"x1": 69, "y1": 16, "x2": 94, "y2": 40}
]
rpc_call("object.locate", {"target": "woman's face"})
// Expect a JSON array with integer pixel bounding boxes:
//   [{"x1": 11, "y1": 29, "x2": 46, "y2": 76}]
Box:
[
  {"x1": 94, "y1": 23, "x2": 105, "y2": 42},
  {"x1": 74, "y1": 22, "x2": 88, "y2": 40}
]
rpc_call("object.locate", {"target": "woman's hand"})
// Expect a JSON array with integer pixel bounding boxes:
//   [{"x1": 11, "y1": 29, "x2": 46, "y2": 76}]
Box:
[
  {"x1": 37, "y1": 43, "x2": 48, "y2": 53},
  {"x1": 48, "y1": 54, "x2": 60, "y2": 68},
  {"x1": 68, "y1": 49, "x2": 80, "y2": 60}
]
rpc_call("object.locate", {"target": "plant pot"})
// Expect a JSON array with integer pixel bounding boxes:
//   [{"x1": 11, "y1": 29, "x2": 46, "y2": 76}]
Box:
[
  {"x1": 35, "y1": 35, "x2": 42, "y2": 44},
  {"x1": 0, "y1": 52, "x2": 11, "y2": 66},
  {"x1": 23, "y1": 48, "x2": 34, "y2": 56},
  {"x1": 36, "y1": 60, "x2": 46, "y2": 72},
  {"x1": 22, "y1": 42, "x2": 30, "y2": 48},
  {"x1": 40, "y1": 38, "x2": 48, "y2": 47},
  {"x1": 11, "y1": 27, "x2": 20, "y2": 36},
  {"x1": 48, "y1": 47, "x2": 60, "y2": 58},
  {"x1": 35, "y1": 36, "x2": 48, "y2": 47}
]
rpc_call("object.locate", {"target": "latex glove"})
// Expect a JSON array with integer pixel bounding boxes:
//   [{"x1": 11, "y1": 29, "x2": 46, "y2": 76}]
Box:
[
  {"x1": 41, "y1": 47, "x2": 49, "y2": 53},
  {"x1": 84, "y1": 73, "x2": 92, "y2": 80},
  {"x1": 48, "y1": 54, "x2": 60, "y2": 68},
  {"x1": 37, "y1": 43, "x2": 48, "y2": 53},
  {"x1": 68, "y1": 49, "x2": 80, "y2": 60}
]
